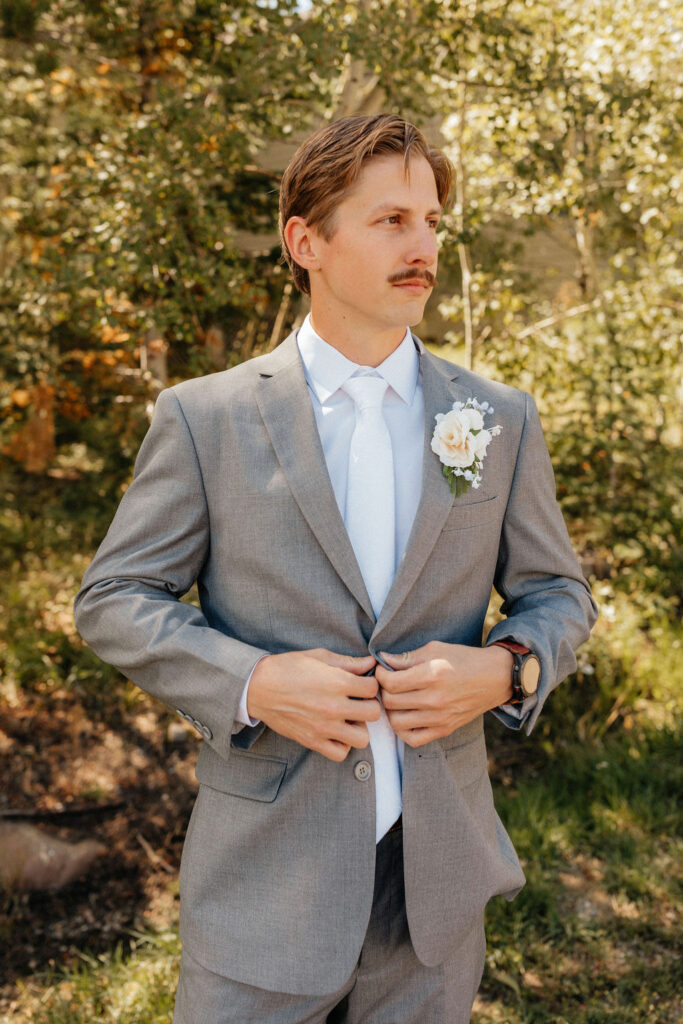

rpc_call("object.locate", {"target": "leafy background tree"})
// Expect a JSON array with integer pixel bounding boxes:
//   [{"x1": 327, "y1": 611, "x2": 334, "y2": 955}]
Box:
[{"x1": 1, "y1": 1, "x2": 681, "y2": 1020}]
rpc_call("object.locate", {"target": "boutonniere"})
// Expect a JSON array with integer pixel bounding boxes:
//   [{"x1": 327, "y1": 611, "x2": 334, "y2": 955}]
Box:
[{"x1": 431, "y1": 398, "x2": 502, "y2": 497}]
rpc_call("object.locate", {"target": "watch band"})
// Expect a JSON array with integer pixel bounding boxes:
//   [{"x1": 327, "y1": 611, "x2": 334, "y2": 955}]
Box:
[
  {"x1": 491, "y1": 639, "x2": 530, "y2": 657},
  {"x1": 490, "y1": 639, "x2": 535, "y2": 704}
]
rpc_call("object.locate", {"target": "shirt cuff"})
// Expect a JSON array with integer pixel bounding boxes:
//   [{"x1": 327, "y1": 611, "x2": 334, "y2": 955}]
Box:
[
  {"x1": 490, "y1": 692, "x2": 539, "y2": 731},
  {"x1": 232, "y1": 656, "x2": 266, "y2": 730}
]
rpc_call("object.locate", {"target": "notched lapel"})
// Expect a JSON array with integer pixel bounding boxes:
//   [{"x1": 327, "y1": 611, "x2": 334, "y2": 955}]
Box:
[
  {"x1": 254, "y1": 334, "x2": 375, "y2": 622},
  {"x1": 372, "y1": 347, "x2": 469, "y2": 640}
]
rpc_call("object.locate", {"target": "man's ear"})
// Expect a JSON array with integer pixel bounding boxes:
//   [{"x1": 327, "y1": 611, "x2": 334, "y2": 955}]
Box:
[{"x1": 284, "y1": 216, "x2": 321, "y2": 273}]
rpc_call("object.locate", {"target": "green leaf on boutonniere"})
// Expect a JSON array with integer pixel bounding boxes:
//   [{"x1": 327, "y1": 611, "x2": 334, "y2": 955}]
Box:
[{"x1": 443, "y1": 465, "x2": 469, "y2": 497}]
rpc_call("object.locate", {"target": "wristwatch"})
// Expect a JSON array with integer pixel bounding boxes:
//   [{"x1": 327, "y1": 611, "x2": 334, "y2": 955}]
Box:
[{"x1": 491, "y1": 639, "x2": 540, "y2": 705}]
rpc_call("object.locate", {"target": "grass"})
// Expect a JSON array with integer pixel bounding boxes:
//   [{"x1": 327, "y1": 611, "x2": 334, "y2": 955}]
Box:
[
  {"x1": 2, "y1": 932, "x2": 180, "y2": 1024},
  {"x1": 474, "y1": 724, "x2": 682, "y2": 1024}
]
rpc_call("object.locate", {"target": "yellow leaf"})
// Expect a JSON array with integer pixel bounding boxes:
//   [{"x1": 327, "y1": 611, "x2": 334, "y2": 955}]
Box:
[
  {"x1": 97, "y1": 62, "x2": 111, "y2": 75},
  {"x1": 50, "y1": 67, "x2": 74, "y2": 83},
  {"x1": 11, "y1": 389, "x2": 32, "y2": 408},
  {"x1": 101, "y1": 325, "x2": 130, "y2": 344}
]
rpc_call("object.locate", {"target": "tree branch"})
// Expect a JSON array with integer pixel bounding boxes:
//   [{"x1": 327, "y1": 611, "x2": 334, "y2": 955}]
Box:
[{"x1": 515, "y1": 300, "x2": 599, "y2": 340}]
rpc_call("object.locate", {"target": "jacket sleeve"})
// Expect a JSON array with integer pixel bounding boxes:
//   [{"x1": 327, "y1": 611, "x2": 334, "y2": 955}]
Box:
[
  {"x1": 486, "y1": 393, "x2": 598, "y2": 734},
  {"x1": 73, "y1": 387, "x2": 269, "y2": 761}
]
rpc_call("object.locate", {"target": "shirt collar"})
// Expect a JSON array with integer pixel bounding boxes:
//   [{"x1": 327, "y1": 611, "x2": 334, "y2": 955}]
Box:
[{"x1": 296, "y1": 314, "x2": 419, "y2": 406}]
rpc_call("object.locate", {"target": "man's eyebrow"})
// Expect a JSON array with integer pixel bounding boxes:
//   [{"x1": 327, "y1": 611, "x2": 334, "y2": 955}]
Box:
[{"x1": 369, "y1": 203, "x2": 443, "y2": 217}]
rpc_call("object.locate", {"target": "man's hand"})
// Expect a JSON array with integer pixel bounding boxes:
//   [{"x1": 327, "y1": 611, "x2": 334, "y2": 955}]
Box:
[
  {"x1": 247, "y1": 649, "x2": 380, "y2": 762},
  {"x1": 375, "y1": 642, "x2": 513, "y2": 748}
]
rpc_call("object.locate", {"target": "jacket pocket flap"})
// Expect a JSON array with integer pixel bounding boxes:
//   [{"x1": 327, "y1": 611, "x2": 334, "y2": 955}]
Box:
[
  {"x1": 416, "y1": 718, "x2": 487, "y2": 785},
  {"x1": 442, "y1": 732, "x2": 488, "y2": 787},
  {"x1": 196, "y1": 747, "x2": 287, "y2": 803}
]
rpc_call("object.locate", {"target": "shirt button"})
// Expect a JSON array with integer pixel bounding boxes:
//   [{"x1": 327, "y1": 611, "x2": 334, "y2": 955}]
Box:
[{"x1": 354, "y1": 760, "x2": 372, "y2": 781}]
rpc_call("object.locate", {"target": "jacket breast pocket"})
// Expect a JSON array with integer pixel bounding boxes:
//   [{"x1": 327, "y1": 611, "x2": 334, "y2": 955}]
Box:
[
  {"x1": 195, "y1": 748, "x2": 287, "y2": 803},
  {"x1": 441, "y1": 495, "x2": 499, "y2": 532}
]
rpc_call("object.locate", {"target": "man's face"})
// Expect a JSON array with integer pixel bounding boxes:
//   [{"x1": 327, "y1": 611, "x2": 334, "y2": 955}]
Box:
[{"x1": 307, "y1": 153, "x2": 441, "y2": 337}]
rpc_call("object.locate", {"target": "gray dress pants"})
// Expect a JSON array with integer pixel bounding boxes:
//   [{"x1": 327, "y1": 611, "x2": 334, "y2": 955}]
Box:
[{"x1": 173, "y1": 822, "x2": 486, "y2": 1024}]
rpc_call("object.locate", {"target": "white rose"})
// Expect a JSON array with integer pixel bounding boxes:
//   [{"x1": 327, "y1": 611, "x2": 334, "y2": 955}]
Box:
[
  {"x1": 470, "y1": 427, "x2": 493, "y2": 459},
  {"x1": 431, "y1": 408, "x2": 481, "y2": 468},
  {"x1": 460, "y1": 407, "x2": 485, "y2": 432}
]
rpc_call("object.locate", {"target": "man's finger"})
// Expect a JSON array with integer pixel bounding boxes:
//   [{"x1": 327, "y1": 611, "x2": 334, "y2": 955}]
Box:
[
  {"x1": 379, "y1": 647, "x2": 431, "y2": 669},
  {"x1": 317, "y1": 651, "x2": 377, "y2": 673},
  {"x1": 381, "y1": 687, "x2": 429, "y2": 711},
  {"x1": 344, "y1": 674, "x2": 379, "y2": 700},
  {"x1": 344, "y1": 696, "x2": 381, "y2": 722},
  {"x1": 394, "y1": 727, "x2": 439, "y2": 749},
  {"x1": 318, "y1": 739, "x2": 352, "y2": 762},
  {"x1": 339, "y1": 721, "x2": 371, "y2": 749},
  {"x1": 375, "y1": 661, "x2": 430, "y2": 692},
  {"x1": 386, "y1": 708, "x2": 435, "y2": 732}
]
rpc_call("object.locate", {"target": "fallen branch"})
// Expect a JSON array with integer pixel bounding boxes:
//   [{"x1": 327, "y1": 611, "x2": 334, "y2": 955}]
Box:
[
  {"x1": 136, "y1": 832, "x2": 175, "y2": 874},
  {"x1": 0, "y1": 800, "x2": 126, "y2": 821}
]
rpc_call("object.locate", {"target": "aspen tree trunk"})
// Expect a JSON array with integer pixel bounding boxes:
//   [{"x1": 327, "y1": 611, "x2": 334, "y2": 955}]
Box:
[
  {"x1": 569, "y1": 116, "x2": 620, "y2": 503},
  {"x1": 455, "y1": 75, "x2": 475, "y2": 371}
]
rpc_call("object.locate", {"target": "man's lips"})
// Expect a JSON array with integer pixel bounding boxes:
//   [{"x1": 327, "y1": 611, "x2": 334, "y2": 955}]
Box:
[
  {"x1": 393, "y1": 279, "x2": 432, "y2": 290},
  {"x1": 389, "y1": 271, "x2": 436, "y2": 290}
]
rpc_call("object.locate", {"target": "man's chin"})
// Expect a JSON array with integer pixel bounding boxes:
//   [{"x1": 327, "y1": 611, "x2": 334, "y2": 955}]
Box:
[
  {"x1": 391, "y1": 289, "x2": 432, "y2": 327},
  {"x1": 403, "y1": 303, "x2": 431, "y2": 328}
]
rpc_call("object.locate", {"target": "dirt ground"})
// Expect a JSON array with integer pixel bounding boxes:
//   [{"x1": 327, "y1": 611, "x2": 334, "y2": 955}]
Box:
[{"x1": 0, "y1": 688, "x2": 199, "y2": 1013}]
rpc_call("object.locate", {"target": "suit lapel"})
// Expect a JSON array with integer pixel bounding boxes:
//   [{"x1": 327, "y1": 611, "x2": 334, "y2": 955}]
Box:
[
  {"x1": 372, "y1": 343, "x2": 466, "y2": 642},
  {"x1": 254, "y1": 333, "x2": 375, "y2": 621}
]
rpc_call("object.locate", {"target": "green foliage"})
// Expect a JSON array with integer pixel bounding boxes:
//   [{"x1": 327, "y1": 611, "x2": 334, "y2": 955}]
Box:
[
  {"x1": 526, "y1": 584, "x2": 682, "y2": 749},
  {"x1": 0, "y1": 0, "x2": 337, "y2": 473},
  {"x1": 427, "y1": 0, "x2": 682, "y2": 611}
]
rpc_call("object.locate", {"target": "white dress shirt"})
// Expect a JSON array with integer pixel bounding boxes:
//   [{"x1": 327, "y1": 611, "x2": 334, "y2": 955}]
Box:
[{"x1": 236, "y1": 314, "x2": 425, "y2": 837}]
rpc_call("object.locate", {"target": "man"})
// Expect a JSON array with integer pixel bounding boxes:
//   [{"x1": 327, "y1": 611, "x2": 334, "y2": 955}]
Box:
[{"x1": 75, "y1": 114, "x2": 597, "y2": 1023}]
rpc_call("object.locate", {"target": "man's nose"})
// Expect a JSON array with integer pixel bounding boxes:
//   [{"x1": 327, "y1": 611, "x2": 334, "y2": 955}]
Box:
[{"x1": 405, "y1": 225, "x2": 438, "y2": 266}]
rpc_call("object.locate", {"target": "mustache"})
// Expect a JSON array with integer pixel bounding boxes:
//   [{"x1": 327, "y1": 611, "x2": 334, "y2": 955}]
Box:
[{"x1": 388, "y1": 269, "x2": 437, "y2": 288}]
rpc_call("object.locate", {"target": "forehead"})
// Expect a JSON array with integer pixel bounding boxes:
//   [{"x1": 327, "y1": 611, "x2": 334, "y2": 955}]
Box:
[{"x1": 341, "y1": 153, "x2": 441, "y2": 211}]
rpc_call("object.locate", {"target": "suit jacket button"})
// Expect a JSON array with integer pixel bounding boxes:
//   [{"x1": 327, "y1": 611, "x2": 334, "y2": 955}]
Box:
[
  {"x1": 353, "y1": 760, "x2": 372, "y2": 781},
  {"x1": 200, "y1": 724, "x2": 213, "y2": 741}
]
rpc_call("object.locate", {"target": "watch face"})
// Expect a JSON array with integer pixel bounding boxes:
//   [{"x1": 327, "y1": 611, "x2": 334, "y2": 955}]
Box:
[{"x1": 521, "y1": 655, "x2": 540, "y2": 694}]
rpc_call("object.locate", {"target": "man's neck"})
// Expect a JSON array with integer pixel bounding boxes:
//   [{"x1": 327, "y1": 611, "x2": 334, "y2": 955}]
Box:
[{"x1": 308, "y1": 311, "x2": 408, "y2": 368}]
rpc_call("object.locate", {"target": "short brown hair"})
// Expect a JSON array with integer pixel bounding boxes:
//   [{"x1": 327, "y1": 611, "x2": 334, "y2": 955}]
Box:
[{"x1": 279, "y1": 114, "x2": 453, "y2": 295}]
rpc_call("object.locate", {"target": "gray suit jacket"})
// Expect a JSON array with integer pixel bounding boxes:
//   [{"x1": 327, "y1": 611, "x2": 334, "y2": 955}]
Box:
[{"x1": 74, "y1": 332, "x2": 597, "y2": 995}]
